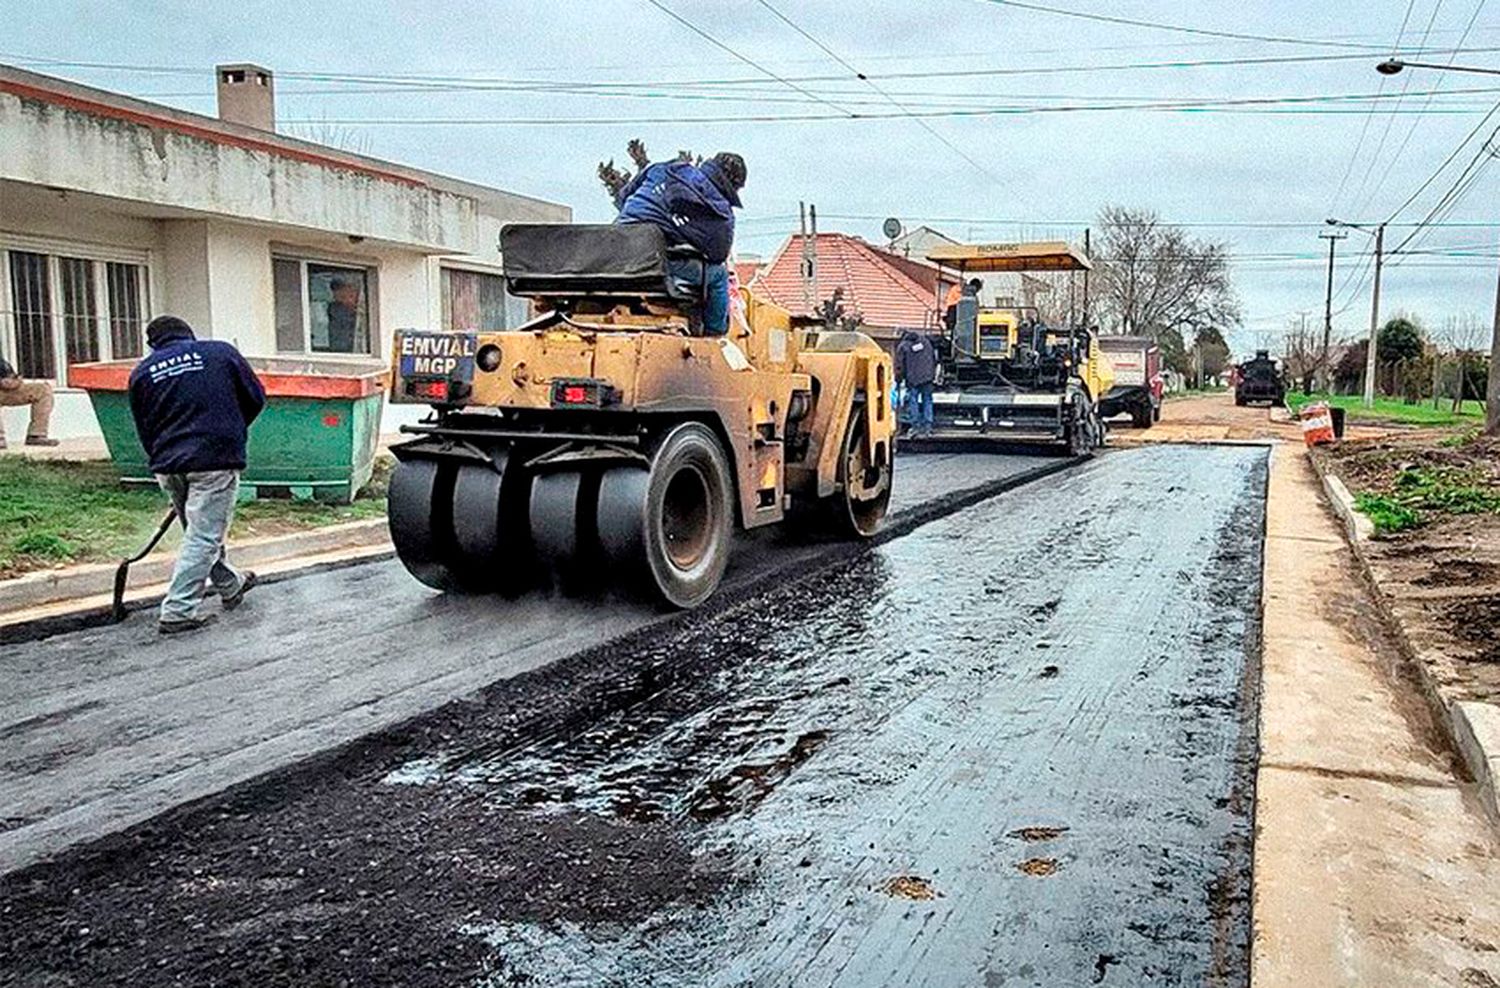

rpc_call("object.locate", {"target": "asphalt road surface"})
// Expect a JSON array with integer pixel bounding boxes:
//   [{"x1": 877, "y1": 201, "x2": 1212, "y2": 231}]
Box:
[
  {"x1": 0, "y1": 444, "x2": 1268, "y2": 987},
  {"x1": 0, "y1": 450, "x2": 1053, "y2": 874}
]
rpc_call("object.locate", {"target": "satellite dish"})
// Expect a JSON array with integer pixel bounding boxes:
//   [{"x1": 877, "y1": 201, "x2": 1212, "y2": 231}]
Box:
[{"x1": 882, "y1": 217, "x2": 903, "y2": 240}]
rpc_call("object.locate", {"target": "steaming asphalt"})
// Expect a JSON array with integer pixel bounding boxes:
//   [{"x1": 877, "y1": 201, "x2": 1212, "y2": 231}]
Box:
[{"x1": 0, "y1": 444, "x2": 1268, "y2": 987}]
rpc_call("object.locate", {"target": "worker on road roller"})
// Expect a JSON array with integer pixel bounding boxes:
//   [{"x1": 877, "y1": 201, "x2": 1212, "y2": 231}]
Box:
[{"x1": 614, "y1": 151, "x2": 747, "y2": 337}]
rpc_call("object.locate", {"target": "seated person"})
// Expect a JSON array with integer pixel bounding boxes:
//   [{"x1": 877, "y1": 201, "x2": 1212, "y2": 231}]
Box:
[
  {"x1": 0, "y1": 355, "x2": 58, "y2": 449},
  {"x1": 615, "y1": 152, "x2": 747, "y2": 335}
]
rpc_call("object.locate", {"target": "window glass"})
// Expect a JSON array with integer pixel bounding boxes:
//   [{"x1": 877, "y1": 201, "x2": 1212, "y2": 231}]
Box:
[
  {"x1": 8, "y1": 251, "x2": 54, "y2": 379},
  {"x1": 273, "y1": 258, "x2": 305, "y2": 352},
  {"x1": 106, "y1": 262, "x2": 146, "y2": 359},
  {"x1": 441, "y1": 268, "x2": 507, "y2": 333},
  {"x1": 307, "y1": 263, "x2": 369, "y2": 354},
  {"x1": 59, "y1": 257, "x2": 99, "y2": 365}
]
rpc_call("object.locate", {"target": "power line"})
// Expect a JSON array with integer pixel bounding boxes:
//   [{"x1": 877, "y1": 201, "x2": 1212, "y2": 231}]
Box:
[
  {"x1": 1329, "y1": 0, "x2": 1419, "y2": 213},
  {"x1": 1360, "y1": 0, "x2": 1487, "y2": 214},
  {"x1": 16, "y1": 45, "x2": 1500, "y2": 92},
  {"x1": 279, "y1": 84, "x2": 1500, "y2": 126},
  {"x1": 1386, "y1": 89, "x2": 1500, "y2": 222},
  {"x1": 638, "y1": 0, "x2": 854, "y2": 117},
  {"x1": 980, "y1": 0, "x2": 1398, "y2": 50},
  {"x1": 752, "y1": 0, "x2": 1007, "y2": 187},
  {"x1": 1344, "y1": 0, "x2": 1429, "y2": 216}
]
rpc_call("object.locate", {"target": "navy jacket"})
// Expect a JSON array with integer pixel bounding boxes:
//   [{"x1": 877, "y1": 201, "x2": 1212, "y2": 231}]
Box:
[
  {"x1": 615, "y1": 161, "x2": 736, "y2": 264},
  {"x1": 128, "y1": 333, "x2": 266, "y2": 474},
  {"x1": 896, "y1": 332, "x2": 939, "y2": 387}
]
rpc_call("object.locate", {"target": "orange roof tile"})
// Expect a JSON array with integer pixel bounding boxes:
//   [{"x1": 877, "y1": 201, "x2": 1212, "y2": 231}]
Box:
[{"x1": 753, "y1": 233, "x2": 949, "y2": 332}]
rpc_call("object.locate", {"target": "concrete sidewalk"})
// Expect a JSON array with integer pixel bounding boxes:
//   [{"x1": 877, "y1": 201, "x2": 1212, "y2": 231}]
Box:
[{"x1": 1252, "y1": 444, "x2": 1500, "y2": 986}]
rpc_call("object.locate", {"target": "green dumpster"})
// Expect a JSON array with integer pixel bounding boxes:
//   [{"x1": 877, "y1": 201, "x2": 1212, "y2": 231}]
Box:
[{"x1": 69, "y1": 357, "x2": 389, "y2": 504}]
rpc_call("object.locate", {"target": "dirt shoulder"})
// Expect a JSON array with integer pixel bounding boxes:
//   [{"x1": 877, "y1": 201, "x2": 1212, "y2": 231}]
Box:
[
  {"x1": 1315, "y1": 432, "x2": 1500, "y2": 706},
  {"x1": 1113, "y1": 392, "x2": 1392, "y2": 445}
]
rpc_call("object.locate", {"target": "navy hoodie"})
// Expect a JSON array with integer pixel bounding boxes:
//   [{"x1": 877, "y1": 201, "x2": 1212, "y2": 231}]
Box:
[
  {"x1": 615, "y1": 160, "x2": 737, "y2": 264},
  {"x1": 128, "y1": 325, "x2": 266, "y2": 474}
]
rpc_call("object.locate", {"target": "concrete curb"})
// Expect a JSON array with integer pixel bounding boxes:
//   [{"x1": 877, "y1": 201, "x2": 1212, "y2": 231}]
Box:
[
  {"x1": 1316, "y1": 467, "x2": 1376, "y2": 544},
  {"x1": 0, "y1": 519, "x2": 390, "y2": 617},
  {"x1": 1453, "y1": 702, "x2": 1500, "y2": 828},
  {"x1": 1308, "y1": 449, "x2": 1500, "y2": 829}
]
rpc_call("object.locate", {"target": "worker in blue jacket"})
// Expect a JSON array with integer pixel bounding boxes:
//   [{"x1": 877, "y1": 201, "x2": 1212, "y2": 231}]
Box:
[
  {"x1": 128, "y1": 316, "x2": 266, "y2": 634},
  {"x1": 615, "y1": 152, "x2": 747, "y2": 335}
]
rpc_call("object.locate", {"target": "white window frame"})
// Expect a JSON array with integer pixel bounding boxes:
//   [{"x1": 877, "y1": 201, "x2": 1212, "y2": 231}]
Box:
[
  {"x1": 270, "y1": 247, "x2": 380, "y2": 360},
  {"x1": 0, "y1": 233, "x2": 153, "y2": 388}
]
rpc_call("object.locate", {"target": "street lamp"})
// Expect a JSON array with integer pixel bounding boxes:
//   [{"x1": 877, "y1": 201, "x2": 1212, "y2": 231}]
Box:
[
  {"x1": 1378, "y1": 58, "x2": 1500, "y2": 77},
  {"x1": 1326, "y1": 218, "x2": 1385, "y2": 409},
  {"x1": 1378, "y1": 58, "x2": 1500, "y2": 434}
]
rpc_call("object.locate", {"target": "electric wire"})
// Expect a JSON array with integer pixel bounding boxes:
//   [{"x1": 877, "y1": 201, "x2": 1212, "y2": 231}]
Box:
[
  {"x1": 1363, "y1": 0, "x2": 1488, "y2": 215},
  {"x1": 1345, "y1": 0, "x2": 1434, "y2": 216},
  {"x1": 1329, "y1": 0, "x2": 1418, "y2": 214},
  {"x1": 638, "y1": 0, "x2": 854, "y2": 117},
  {"x1": 981, "y1": 0, "x2": 1405, "y2": 50},
  {"x1": 750, "y1": 0, "x2": 1007, "y2": 187}
]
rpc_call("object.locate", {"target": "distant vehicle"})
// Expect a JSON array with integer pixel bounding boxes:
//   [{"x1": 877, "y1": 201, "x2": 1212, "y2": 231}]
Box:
[
  {"x1": 1096, "y1": 335, "x2": 1163, "y2": 428},
  {"x1": 1235, "y1": 350, "x2": 1285, "y2": 406}
]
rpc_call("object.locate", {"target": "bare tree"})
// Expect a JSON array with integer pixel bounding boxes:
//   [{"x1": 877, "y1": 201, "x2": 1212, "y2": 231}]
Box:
[
  {"x1": 286, "y1": 118, "x2": 374, "y2": 155},
  {"x1": 1281, "y1": 316, "x2": 1326, "y2": 394},
  {"x1": 1092, "y1": 205, "x2": 1241, "y2": 345},
  {"x1": 597, "y1": 140, "x2": 696, "y2": 206}
]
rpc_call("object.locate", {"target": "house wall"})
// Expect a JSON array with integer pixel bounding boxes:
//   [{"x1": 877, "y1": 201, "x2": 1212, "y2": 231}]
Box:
[
  {"x1": 0, "y1": 83, "x2": 477, "y2": 253},
  {"x1": 0, "y1": 68, "x2": 570, "y2": 446}
]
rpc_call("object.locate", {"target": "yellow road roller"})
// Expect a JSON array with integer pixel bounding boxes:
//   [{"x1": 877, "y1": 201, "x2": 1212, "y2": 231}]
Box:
[{"x1": 385, "y1": 223, "x2": 895, "y2": 608}]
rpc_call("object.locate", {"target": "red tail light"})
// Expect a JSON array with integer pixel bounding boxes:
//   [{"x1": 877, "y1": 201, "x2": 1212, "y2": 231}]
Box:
[{"x1": 413, "y1": 380, "x2": 448, "y2": 401}]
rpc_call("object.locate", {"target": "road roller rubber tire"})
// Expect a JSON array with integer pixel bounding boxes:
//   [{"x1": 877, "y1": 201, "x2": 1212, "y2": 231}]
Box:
[
  {"x1": 596, "y1": 422, "x2": 733, "y2": 609},
  {"x1": 451, "y1": 456, "x2": 533, "y2": 594},
  {"x1": 388, "y1": 458, "x2": 478, "y2": 592},
  {"x1": 529, "y1": 468, "x2": 606, "y2": 593}
]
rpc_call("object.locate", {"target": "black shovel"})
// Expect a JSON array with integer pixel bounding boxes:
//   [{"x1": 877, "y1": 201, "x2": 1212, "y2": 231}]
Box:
[{"x1": 111, "y1": 508, "x2": 177, "y2": 622}]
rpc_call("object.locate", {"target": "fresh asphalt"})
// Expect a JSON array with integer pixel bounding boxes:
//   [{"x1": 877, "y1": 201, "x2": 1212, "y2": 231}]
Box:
[
  {"x1": 0, "y1": 450, "x2": 1055, "y2": 874},
  {"x1": 0, "y1": 444, "x2": 1268, "y2": 987}
]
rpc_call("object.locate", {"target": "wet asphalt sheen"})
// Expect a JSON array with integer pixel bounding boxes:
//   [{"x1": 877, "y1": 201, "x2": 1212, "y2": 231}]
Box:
[{"x1": 0, "y1": 444, "x2": 1268, "y2": 988}]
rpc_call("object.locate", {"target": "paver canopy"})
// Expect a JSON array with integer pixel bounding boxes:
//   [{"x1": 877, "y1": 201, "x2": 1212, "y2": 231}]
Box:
[{"x1": 924, "y1": 240, "x2": 1093, "y2": 273}]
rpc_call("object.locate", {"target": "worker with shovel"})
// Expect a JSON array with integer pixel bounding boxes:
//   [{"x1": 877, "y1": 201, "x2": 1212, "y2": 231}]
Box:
[{"x1": 128, "y1": 316, "x2": 265, "y2": 634}]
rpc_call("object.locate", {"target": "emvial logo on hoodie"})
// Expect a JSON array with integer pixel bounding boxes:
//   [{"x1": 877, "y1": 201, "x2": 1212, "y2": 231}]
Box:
[{"x1": 148, "y1": 349, "x2": 206, "y2": 384}]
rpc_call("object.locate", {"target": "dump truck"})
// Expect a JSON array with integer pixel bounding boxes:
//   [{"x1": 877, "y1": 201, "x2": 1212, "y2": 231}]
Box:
[
  {"x1": 1096, "y1": 335, "x2": 1163, "y2": 428},
  {"x1": 1234, "y1": 350, "x2": 1285, "y2": 406},
  {"x1": 384, "y1": 223, "x2": 895, "y2": 608},
  {"x1": 919, "y1": 241, "x2": 1112, "y2": 455}
]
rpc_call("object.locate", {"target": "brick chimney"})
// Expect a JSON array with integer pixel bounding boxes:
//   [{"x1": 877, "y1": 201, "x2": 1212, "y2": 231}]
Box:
[{"x1": 215, "y1": 63, "x2": 275, "y2": 131}]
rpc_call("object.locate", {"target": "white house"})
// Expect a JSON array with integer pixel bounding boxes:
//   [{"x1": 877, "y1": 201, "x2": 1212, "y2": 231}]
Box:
[{"x1": 0, "y1": 62, "x2": 571, "y2": 440}]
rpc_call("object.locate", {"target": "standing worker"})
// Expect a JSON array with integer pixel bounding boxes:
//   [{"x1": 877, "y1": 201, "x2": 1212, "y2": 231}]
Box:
[
  {"x1": 0, "y1": 354, "x2": 58, "y2": 450},
  {"x1": 896, "y1": 330, "x2": 938, "y2": 438},
  {"x1": 615, "y1": 152, "x2": 747, "y2": 336},
  {"x1": 128, "y1": 316, "x2": 265, "y2": 634}
]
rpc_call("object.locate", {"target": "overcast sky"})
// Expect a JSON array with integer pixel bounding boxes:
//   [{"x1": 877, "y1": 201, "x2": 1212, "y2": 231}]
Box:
[{"x1": 6, "y1": 0, "x2": 1500, "y2": 356}]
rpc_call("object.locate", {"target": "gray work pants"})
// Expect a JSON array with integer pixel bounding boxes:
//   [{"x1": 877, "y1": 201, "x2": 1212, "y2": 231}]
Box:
[{"x1": 156, "y1": 470, "x2": 244, "y2": 622}]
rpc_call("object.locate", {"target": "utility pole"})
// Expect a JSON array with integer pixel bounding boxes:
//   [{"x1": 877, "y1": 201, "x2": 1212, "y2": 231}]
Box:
[
  {"x1": 1489, "y1": 242, "x2": 1500, "y2": 434},
  {"x1": 799, "y1": 202, "x2": 814, "y2": 315},
  {"x1": 1363, "y1": 223, "x2": 1385, "y2": 409},
  {"x1": 1319, "y1": 229, "x2": 1346, "y2": 392}
]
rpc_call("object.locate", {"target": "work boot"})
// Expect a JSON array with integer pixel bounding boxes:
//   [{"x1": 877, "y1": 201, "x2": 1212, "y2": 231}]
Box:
[
  {"x1": 220, "y1": 571, "x2": 258, "y2": 612},
  {"x1": 24, "y1": 436, "x2": 59, "y2": 447},
  {"x1": 159, "y1": 614, "x2": 218, "y2": 635}
]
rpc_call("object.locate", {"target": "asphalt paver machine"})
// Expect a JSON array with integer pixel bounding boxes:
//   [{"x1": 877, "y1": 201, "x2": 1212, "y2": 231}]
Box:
[
  {"x1": 385, "y1": 223, "x2": 895, "y2": 608},
  {"x1": 920, "y1": 241, "x2": 1112, "y2": 455}
]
